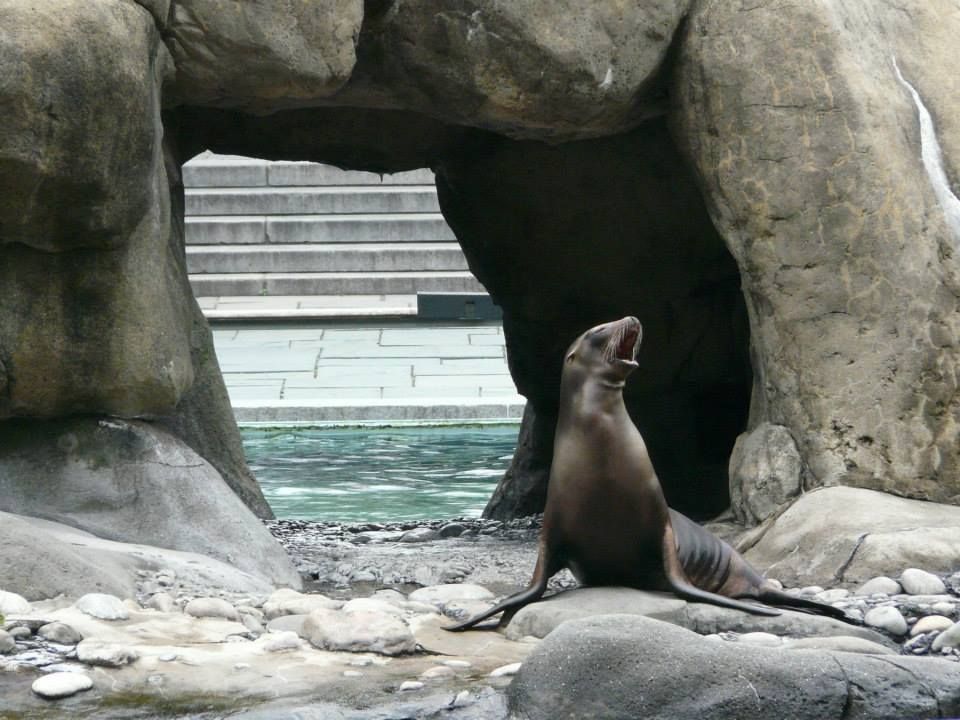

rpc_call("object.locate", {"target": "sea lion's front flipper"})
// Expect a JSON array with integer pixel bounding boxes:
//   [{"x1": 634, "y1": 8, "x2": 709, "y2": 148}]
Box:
[
  {"x1": 444, "y1": 538, "x2": 562, "y2": 632},
  {"x1": 661, "y1": 524, "x2": 781, "y2": 617}
]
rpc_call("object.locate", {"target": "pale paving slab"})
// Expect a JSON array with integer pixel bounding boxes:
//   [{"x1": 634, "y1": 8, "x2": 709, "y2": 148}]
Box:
[{"x1": 213, "y1": 321, "x2": 523, "y2": 422}]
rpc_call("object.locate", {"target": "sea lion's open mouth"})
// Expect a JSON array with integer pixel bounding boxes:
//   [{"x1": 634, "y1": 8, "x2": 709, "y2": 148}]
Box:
[{"x1": 607, "y1": 317, "x2": 642, "y2": 367}]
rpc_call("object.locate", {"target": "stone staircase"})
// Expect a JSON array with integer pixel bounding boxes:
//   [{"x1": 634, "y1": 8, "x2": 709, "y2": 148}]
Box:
[{"x1": 183, "y1": 153, "x2": 488, "y2": 320}]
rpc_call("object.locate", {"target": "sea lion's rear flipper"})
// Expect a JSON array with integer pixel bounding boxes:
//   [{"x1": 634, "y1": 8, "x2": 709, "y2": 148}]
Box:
[
  {"x1": 661, "y1": 524, "x2": 781, "y2": 617},
  {"x1": 755, "y1": 587, "x2": 857, "y2": 623},
  {"x1": 444, "y1": 539, "x2": 561, "y2": 632}
]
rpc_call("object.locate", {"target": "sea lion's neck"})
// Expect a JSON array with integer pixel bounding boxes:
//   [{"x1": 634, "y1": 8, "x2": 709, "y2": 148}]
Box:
[{"x1": 560, "y1": 376, "x2": 628, "y2": 422}]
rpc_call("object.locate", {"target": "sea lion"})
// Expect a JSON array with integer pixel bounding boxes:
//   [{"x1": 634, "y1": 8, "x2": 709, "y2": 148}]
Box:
[{"x1": 447, "y1": 316, "x2": 848, "y2": 631}]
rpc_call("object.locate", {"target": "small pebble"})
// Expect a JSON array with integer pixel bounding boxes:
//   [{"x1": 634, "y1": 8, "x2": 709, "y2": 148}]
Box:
[
  {"x1": 185, "y1": 597, "x2": 239, "y2": 621},
  {"x1": 854, "y1": 576, "x2": 901, "y2": 596},
  {"x1": 0, "y1": 591, "x2": 31, "y2": 615},
  {"x1": 421, "y1": 665, "x2": 455, "y2": 679},
  {"x1": 31, "y1": 672, "x2": 93, "y2": 699},
  {"x1": 864, "y1": 606, "x2": 908, "y2": 635},
  {"x1": 343, "y1": 670, "x2": 363, "y2": 678},
  {"x1": 159, "y1": 653, "x2": 178, "y2": 662},
  {"x1": 799, "y1": 586, "x2": 824, "y2": 596},
  {"x1": 38, "y1": 623, "x2": 83, "y2": 645},
  {"x1": 911, "y1": 615, "x2": 954, "y2": 637},
  {"x1": 900, "y1": 569, "x2": 946, "y2": 596},
  {"x1": 490, "y1": 662, "x2": 522, "y2": 678},
  {"x1": 399, "y1": 680, "x2": 424, "y2": 692},
  {"x1": 737, "y1": 632, "x2": 782, "y2": 647},
  {"x1": 815, "y1": 588, "x2": 850, "y2": 603},
  {"x1": 442, "y1": 660, "x2": 472, "y2": 669},
  {"x1": 451, "y1": 690, "x2": 473, "y2": 708},
  {"x1": 74, "y1": 594, "x2": 129, "y2": 621},
  {"x1": 234, "y1": 663, "x2": 251, "y2": 670},
  {"x1": 0, "y1": 629, "x2": 16, "y2": 654},
  {"x1": 932, "y1": 622, "x2": 960, "y2": 652},
  {"x1": 147, "y1": 593, "x2": 176, "y2": 613}
]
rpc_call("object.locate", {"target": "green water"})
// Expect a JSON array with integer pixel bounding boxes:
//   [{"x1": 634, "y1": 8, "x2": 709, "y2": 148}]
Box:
[{"x1": 242, "y1": 426, "x2": 518, "y2": 522}]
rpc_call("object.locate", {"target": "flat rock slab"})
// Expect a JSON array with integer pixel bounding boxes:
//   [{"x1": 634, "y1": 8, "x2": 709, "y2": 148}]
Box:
[
  {"x1": 31, "y1": 671, "x2": 93, "y2": 699},
  {"x1": 744, "y1": 487, "x2": 960, "y2": 587},
  {"x1": 503, "y1": 587, "x2": 892, "y2": 648},
  {"x1": 509, "y1": 615, "x2": 960, "y2": 720}
]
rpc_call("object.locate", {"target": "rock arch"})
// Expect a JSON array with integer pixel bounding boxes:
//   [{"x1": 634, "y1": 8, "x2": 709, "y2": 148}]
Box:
[{"x1": 2, "y1": 0, "x2": 959, "y2": 553}]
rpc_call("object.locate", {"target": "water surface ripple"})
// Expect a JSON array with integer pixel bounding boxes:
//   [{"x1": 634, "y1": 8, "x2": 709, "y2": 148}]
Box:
[{"x1": 243, "y1": 426, "x2": 518, "y2": 522}]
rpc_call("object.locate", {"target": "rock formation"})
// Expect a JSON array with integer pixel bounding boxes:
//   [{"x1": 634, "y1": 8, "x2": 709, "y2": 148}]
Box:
[{"x1": 1, "y1": 0, "x2": 959, "y2": 592}]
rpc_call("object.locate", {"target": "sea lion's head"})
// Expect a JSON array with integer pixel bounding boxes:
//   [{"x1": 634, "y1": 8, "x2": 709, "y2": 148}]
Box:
[{"x1": 563, "y1": 316, "x2": 642, "y2": 386}]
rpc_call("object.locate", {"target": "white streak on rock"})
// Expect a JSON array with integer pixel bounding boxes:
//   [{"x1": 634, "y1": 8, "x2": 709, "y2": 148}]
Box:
[{"x1": 892, "y1": 56, "x2": 960, "y2": 244}]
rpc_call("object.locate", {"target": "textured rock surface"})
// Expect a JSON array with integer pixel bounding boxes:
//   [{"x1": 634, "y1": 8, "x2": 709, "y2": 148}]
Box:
[
  {"x1": 729, "y1": 423, "x2": 803, "y2": 525},
  {"x1": 672, "y1": 0, "x2": 960, "y2": 504},
  {"x1": 167, "y1": 0, "x2": 362, "y2": 110},
  {"x1": 509, "y1": 615, "x2": 960, "y2": 719},
  {"x1": 337, "y1": 0, "x2": 690, "y2": 140},
  {"x1": 0, "y1": 419, "x2": 299, "y2": 587},
  {"x1": 744, "y1": 487, "x2": 960, "y2": 587},
  {"x1": 504, "y1": 587, "x2": 889, "y2": 647}
]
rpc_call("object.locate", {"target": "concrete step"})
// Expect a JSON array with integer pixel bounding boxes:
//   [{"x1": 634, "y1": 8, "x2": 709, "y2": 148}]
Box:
[
  {"x1": 186, "y1": 243, "x2": 470, "y2": 274},
  {"x1": 189, "y1": 271, "x2": 486, "y2": 297},
  {"x1": 186, "y1": 186, "x2": 440, "y2": 216},
  {"x1": 186, "y1": 213, "x2": 457, "y2": 245},
  {"x1": 183, "y1": 153, "x2": 435, "y2": 188},
  {"x1": 197, "y1": 295, "x2": 419, "y2": 320}
]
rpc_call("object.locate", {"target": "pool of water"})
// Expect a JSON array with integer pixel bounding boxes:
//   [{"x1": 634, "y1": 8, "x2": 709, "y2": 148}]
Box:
[{"x1": 242, "y1": 425, "x2": 518, "y2": 522}]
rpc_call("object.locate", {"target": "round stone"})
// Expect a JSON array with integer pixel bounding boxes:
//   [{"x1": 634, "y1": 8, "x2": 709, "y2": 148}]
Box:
[
  {"x1": 74, "y1": 593, "x2": 129, "y2": 621},
  {"x1": 910, "y1": 615, "x2": 954, "y2": 636},
  {"x1": 0, "y1": 590, "x2": 31, "y2": 615},
  {"x1": 399, "y1": 680, "x2": 424, "y2": 692},
  {"x1": 864, "y1": 606, "x2": 908, "y2": 635},
  {"x1": 185, "y1": 597, "x2": 240, "y2": 621},
  {"x1": 76, "y1": 640, "x2": 139, "y2": 667},
  {"x1": 31, "y1": 672, "x2": 93, "y2": 699},
  {"x1": 854, "y1": 576, "x2": 901, "y2": 596},
  {"x1": 420, "y1": 665, "x2": 456, "y2": 679},
  {"x1": 490, "y1": 662, "x2": 522, "y2": 677},
  {"x1": 931, "y1": 622, "x2": 960, "y2": 652},
  {"x1": 38, "y1": 622, "x2": 83, "y2": 645},
  {"x1": 0, "y1": 629, "x2": 16, "y2": 654},
  {"x1": 407, "y1": 584, "x2": 494, "y2": 610},
  {"x1": 738, "y1": 632, "x2": 782, "y2": 647},
  {"x1": 900, "y1": 569, "x2": 947, "y2": 596}
]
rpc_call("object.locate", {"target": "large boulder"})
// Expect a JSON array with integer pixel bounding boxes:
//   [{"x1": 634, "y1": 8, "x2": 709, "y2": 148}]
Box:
[
  {"x1": 504, "y1": 587, "x2": 889, "y2": 647},
  {"x1": 509, "y1": 615, "x2": 960, "y2": 719},
  {"x1": 0, "y1": 0, "x2": 169, "y2": 252},
  {"x1": 338, "y1": 0, "x2": 690, "y2": 140},
  {"x1": 167, "y1": 0, "x2": 363, "y2": 110},
  {"x1": 0, "y1": 0, "x2": 195, "y2": 420},
  {"x1": 672, "y1": 0, "x2": 960, "y2": 503},
  {"x1": 743, "y1": 486, "x2": 960, "y2": 587},
  {"x1": 0, "y1": 418, "x2": 299, "y2": 588}
]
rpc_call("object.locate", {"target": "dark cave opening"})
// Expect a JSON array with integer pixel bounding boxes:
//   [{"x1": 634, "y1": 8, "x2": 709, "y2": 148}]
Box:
[{"x1": 171, "y1": 103, "x2": 752, "y2": 522}]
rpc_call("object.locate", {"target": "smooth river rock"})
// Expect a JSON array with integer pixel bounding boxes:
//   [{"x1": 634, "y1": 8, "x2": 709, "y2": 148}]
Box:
[{"x1": 31, "y1": 672, "x2": 94, "y2": 699}]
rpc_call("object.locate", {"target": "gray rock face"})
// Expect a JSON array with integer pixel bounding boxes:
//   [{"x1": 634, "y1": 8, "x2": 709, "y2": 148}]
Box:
[
  {"x1": 672, "y1": 0, "x2": 960, "y2": 504},
  {"x1": 343, "y1": 0, "x2": 690, "y2": 140},
  {"x1": 504, "y1": 587, "x2": 890, "y2": 648},
  {"x1": 509, "y1": 615, "x2": 960, "y2": 720},
  {"x1": 744, "y1": 487, "x2": 960, "y2": 587},
  {"x1": 728, "y1": 423, "x2": 802, "y2": 526},
  {"x1": 0, "y1": 419, "x2": 299, "y2": 588},
  {"x1": 167, "y1": 0, "x2": 363, "y2": 110}
]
